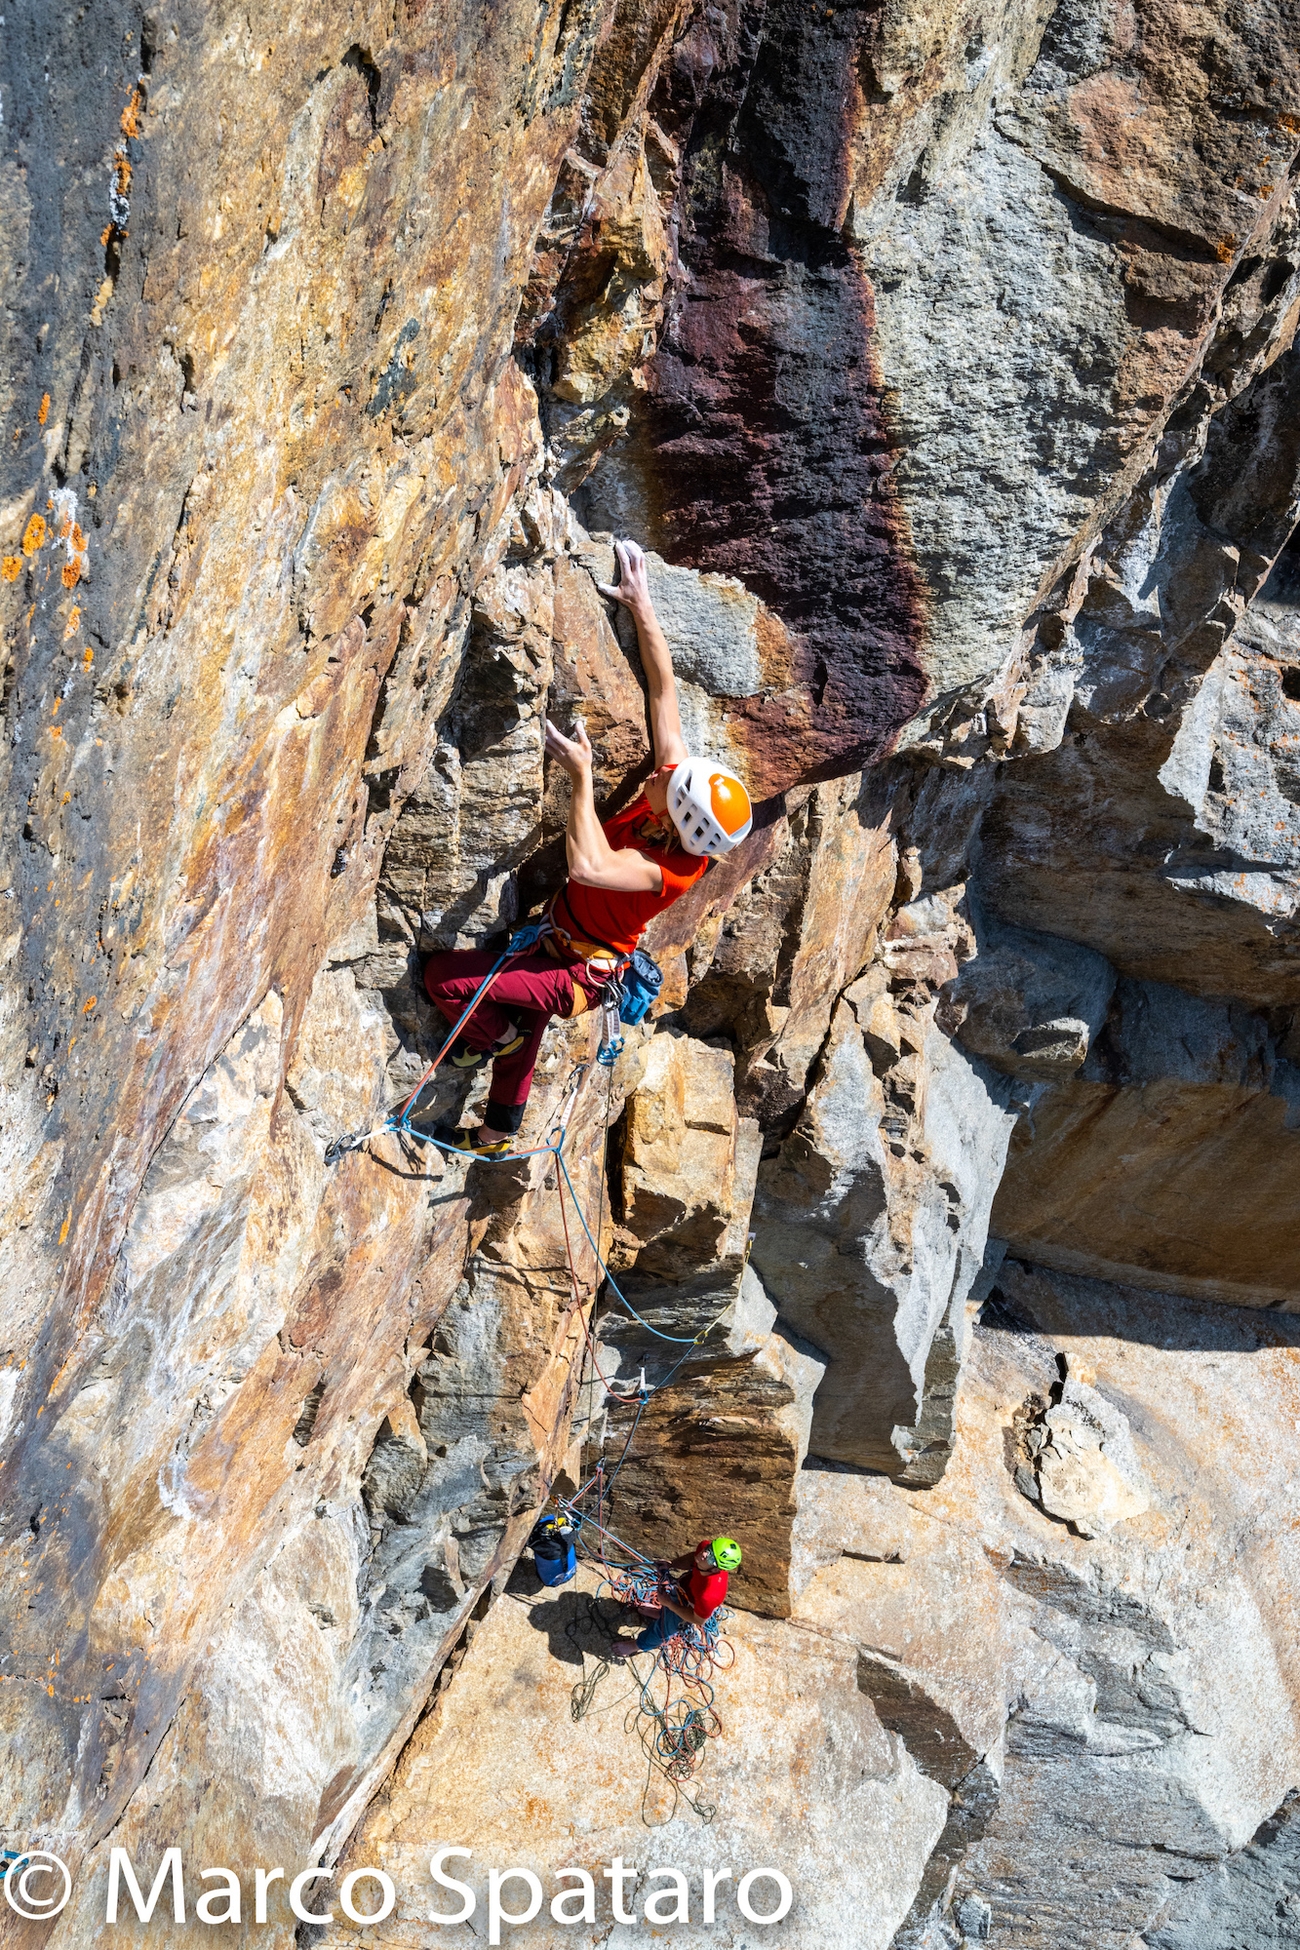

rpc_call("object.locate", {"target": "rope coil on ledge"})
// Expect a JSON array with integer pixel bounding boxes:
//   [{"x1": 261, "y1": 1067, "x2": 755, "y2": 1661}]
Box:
[{"x1": 555, "y1": 1487, "x2": 732, "y2": 1822}]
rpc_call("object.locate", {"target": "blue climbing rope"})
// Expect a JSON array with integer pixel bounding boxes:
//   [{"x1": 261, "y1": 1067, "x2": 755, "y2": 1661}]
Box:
[
  {"x1": 556, "y1": 1489, "x2": 731, "y2": 1812},
  {"x1": 333, "y1": 1091, "x2": 701, "y2": 1347},
  {"x1": 389, "y1": 1100, "x2": 701, "y2": 1346},
  {"x1": 556, "y1": 1151, "x2": 699, "y2": 1344},
  {"x1": 325, "y1": 918, "x2": 629, "y2": 1165}
]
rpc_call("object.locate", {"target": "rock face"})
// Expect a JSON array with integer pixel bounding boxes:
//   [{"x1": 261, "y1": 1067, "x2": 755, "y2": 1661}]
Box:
[
  {"x1": 4, "y1": 0, "x2": 1300, "y2": 1945},
  {"x1": 791, "y1": 1264, "x2": 1300, "y2": 1950},
  {"x1": 341, "y1": 1262, "x2": 1300, "y2": 1950},
  {"x1": 345, "y1": 1562, "x2": 950, "y2": 1950}
]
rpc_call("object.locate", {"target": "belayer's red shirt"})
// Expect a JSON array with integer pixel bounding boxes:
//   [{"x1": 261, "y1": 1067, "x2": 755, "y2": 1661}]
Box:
[
  {"x1": 560, "y1": 794, "x2": 709, "y2": 955},
  {"x1": 685, "y1": 1564, "x2": 728, "y2": 1620}
]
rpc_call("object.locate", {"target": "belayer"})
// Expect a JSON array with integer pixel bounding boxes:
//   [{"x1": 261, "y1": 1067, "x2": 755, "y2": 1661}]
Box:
[
  {"x1": 614, "y1": 1536, "x2": 742, "y2": 1657},
  {"x1": 423, "y1": 539, "x2": 754, "y2": 1153}
]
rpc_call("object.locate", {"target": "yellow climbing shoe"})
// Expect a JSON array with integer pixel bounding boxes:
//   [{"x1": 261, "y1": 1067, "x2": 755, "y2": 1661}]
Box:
[
  {"x1": 448, "y1": 1027, "x2": 525, "y2": 1069},
  {"x1": 443, "y1": 1130, "x2": 515, "y2": 1158}
]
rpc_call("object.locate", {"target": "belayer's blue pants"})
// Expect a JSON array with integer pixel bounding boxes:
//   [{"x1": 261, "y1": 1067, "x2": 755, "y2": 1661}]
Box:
[{"x1": 636, "y1": 1610, "x2": 683, "y2": 1652}]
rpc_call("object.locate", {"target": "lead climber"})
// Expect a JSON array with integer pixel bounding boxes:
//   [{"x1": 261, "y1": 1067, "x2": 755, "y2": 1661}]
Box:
[
  {"x1": 423, "y1": 539, "x2": 754, "y2": 1154},
  {"x1": 612, "y1": 1536, "x2": 742, "y2": 1658}
]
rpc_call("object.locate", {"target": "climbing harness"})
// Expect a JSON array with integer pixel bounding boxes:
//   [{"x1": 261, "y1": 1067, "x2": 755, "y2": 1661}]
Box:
[{"x1": 544, "y1": 889, "x2": 663, "y2": 1063}]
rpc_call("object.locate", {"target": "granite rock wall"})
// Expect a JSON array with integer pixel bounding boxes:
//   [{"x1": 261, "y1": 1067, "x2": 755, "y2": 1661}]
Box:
[{"x1": 3, "y1": 0, "x2": 1300, "y2": 1944}]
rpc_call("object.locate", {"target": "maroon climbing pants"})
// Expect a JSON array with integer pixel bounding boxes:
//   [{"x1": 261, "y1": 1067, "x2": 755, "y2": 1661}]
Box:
[{"x1": 423, "y1": 945, "x2": 605, "y2": 1134}]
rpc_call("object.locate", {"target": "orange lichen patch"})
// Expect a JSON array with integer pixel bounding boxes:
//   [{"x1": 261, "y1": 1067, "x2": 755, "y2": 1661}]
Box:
[
  {"x1": 22, "y1": 514, "x2": 46, "y2": 555},
  {"x1": 37, "y1": 392, "x2": 50, "y2": 427},
  {"x1": 1, "y1": 556, "x2": 20, "y2": 582},
  {"x1": 58, "y1": 1210, "x2": 71, "y2": 1245},
  {"x1": 62, "y1": 792, "x2": 71, "y2": 805},
  {"x1": 113, "y1": 152, "x2": 132, "y2": 198},
  {"x1": 120, "y1": 85, "x2": 143, "y2": 138},
  {"x1": 64, "y1": 606, "x2": 81, "y2": 639},
  {"x1": 100, "y1": 225, "x2": 113, "y2": 247},
  {"x1": 1215, "y1": 234, "x2": 1238, "y2": 263},
  {"x1": 61, "y1": 561, "x2": 82, "y2": 589},
  {"x1": 82, "y1": 997, "x2": 97, "y2": 1014}
]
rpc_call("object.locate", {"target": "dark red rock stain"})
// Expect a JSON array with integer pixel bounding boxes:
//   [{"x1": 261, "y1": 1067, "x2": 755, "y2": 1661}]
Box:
[{"x1": 596, "y1": 0, "x2": 929, "y2": 786}]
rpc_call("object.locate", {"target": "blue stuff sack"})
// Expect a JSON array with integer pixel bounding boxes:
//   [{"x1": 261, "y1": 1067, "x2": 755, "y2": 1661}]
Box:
[
  {"x1": 533, "y1": 1535, "x2": 577, "y2": 1586},
  {"x1": 532, "y1": 1515, "x2": 578, "y2": 1586},
  {"x1": 618, "y1": 949, "x2": 662, "y2": 1026}
]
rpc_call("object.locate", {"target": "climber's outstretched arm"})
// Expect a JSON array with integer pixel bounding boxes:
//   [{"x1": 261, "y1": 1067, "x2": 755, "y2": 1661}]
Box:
[
  {"x1": 544, "y1": 717, "x2": 663, "y2": 893},
  {"x1": 597, "y1": 538, "x2": 689, "y2": 772}
]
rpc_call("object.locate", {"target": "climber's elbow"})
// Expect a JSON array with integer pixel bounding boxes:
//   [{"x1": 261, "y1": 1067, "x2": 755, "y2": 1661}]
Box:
[
  {"x1": 566, "y1": 849, "x2": 605, "y2": 887},
  {"x1": 568, "y1": 850, "x2": 663, "y2": 894}
]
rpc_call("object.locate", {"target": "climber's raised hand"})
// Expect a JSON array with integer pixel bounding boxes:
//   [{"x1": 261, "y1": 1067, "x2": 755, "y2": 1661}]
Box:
[
  {"x1": 544, "y1": 715, "x2": 594, "y2": 779},
  {"x1": 547, "y1": 713, "x2": 664, "y2": 893},
  {"x1": 596, "y1": 538, "x2": 651, "y2": 614},
  {"x1": 594, "y1": 538, "x2": 686, "y2": 770}
]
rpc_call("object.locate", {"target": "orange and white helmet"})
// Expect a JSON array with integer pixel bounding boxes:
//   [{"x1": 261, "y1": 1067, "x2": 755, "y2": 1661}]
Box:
[{"x1": 667, "y1": 759, "x2": 753, "y2": 857}]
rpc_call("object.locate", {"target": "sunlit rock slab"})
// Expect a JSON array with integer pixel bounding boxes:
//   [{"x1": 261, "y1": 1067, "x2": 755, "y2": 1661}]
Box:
[{"x1": 337, "y1": 1563, "x2": 947, "y2": 1949}]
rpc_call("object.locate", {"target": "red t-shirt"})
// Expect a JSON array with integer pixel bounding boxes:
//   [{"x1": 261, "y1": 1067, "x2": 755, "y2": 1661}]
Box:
[
  {"x1": 685, "y1": 1565, "x2": 728, "y2": 1621},
  {"x1": 561, "y1": 794, "x2": 709, "y2": 955}
]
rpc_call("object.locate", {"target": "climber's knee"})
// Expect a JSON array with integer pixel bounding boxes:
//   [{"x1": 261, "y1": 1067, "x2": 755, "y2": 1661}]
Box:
[
  {"x1": 636, "y1": 1614, "x2": 677, "y2": 1653},
  {"x1": 423, "y1": 948, "x2": 487, "y2": 1010},
  {"x1": 565, "y1": 977, "x2": 592, "y2": 1019}
]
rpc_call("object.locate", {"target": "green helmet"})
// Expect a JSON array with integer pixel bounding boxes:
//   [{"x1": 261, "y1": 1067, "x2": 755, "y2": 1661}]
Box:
[{"x1": 711, "y1": 1535, "x2": 742, "y2": 1571}]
